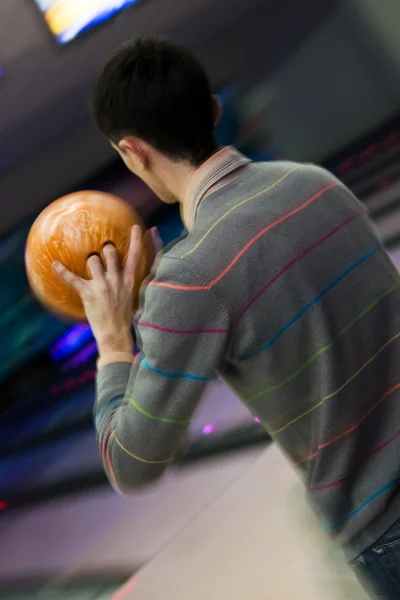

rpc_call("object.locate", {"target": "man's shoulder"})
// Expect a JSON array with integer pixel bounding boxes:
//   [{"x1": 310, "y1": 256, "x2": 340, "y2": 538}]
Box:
[
  {"x1": 257, "y1": 159, "x2": 336, "y2": 180},
  {"x1": 161, "y1": 232, "x2": 192, "y2": 262},
  {"x1": 150, "y1": 162, "x2": 340, "y2": 287},
  {"x1": 152, "y1": 240, "x2": 202, "y2": 287},
  {"x1": 152, "y1": 234, "x2": 222, "y2": 297}
]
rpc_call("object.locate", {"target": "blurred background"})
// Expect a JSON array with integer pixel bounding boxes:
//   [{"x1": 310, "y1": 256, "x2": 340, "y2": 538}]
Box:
[{"x1": 1, "y1": 0, "x2": 400, "y2": 597}]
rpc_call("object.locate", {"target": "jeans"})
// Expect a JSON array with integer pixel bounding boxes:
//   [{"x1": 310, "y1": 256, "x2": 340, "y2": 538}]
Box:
[{"x1": 350, "y1": 519, "x2": 400, "y2": 599}]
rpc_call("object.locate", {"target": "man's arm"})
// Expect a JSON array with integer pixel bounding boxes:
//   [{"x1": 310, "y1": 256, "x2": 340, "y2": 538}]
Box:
[{"x1": 94, "y1": 255, "x2": 230, "y2": 494}]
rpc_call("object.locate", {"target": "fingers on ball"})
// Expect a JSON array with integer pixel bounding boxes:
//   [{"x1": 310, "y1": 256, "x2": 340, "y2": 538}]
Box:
[
  {"x1": 103, "y1": 243, "x2": 120, "y2": 272},
  {"x1": 87, "y1": 254, "x2": 105, "y2": 279},
  {"x1": 53, "y1": 262, "x2": 86, "y2": 294}
]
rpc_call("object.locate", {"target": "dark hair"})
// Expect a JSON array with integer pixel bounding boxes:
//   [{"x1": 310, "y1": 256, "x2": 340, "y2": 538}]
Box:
[{"x1": 92, "y1": 37, "x2": 218, "y2": 166}]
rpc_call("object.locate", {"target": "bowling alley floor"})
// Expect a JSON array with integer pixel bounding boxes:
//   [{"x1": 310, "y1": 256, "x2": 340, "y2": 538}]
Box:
[
  {"x1": 0, "y1": 443, "x2": 369, "y2": 600},
  {"x1": 112, "y1": 445, "x2": 369, "y2": 600},
  {"x1": 0, "y1": 379, "x2": 372, "y2": 600}
]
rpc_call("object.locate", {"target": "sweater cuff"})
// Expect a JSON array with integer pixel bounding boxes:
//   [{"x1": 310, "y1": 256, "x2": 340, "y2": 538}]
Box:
[{"x1": 97, "y1": 352, "x2": 134, "y2": 371}]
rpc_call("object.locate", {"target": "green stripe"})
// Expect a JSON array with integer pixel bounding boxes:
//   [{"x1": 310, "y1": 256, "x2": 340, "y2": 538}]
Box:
[
  {"x1": 246, "y1": 283, "x2": 399, "y2": 404},
  {"x1": 128, "y1": 394, "x2": 190, "y2": 425}
]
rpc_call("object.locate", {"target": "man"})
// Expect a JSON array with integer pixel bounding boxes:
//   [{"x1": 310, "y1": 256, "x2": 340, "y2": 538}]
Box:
[{"x1": 54, "y1": 38, "x2": 400, "y2": 598}]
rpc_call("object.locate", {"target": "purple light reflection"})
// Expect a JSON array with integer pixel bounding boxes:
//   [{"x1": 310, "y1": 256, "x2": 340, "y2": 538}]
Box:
[
  {"x1": 61, "y1": 341, "x2": 98, "y2": 372},
  {"x1": 50, "y1": 324, "x2": 93, "y2": 361},
  {"x1": 202, "y1": 424, "x2": 215, "y2": 435}
]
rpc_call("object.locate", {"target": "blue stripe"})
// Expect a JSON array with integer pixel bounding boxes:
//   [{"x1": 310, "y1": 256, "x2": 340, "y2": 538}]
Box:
[
  {"x1": 141, "y1": 358, "x2": 210, "y2": 381},
  {"x1": 329, "y1": 475, "x2": 400, "y2": 531},
  {"x1": 95, "y1": 397, "x2": 123, "y2": 426},
  {"x1": 247, "y1": 245, "x2": 381, "y2": 359}
]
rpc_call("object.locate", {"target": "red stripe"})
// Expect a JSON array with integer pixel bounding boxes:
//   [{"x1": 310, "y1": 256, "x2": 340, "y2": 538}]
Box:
[
  {"x1": 234, "y1": 209, "x2": 365, "y2": 325},
  {"x1": 137, "y1": 208, "x2": 364, "y2": 336},
  {"x1": 112, "y1": 577, "x2": 138, "y2": 600},
  {"x1": 103, "y1": 429, "x2": 124, "y2": 495},
  {"x1": 298, "y1": 383, "x2": 400, "y2": 466},
  {"x1": 150, "y1": 182, "x2": 339, "y2": 292},
  {"x1": 312, "y1": 427, "x2": 400, "y2": 491}
]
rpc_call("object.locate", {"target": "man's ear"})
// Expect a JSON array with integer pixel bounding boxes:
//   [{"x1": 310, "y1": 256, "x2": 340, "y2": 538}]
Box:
[
  {"x1": 119, "y1": 137, "x2": 148, "y2": 169},
  {"x1": 212, "y1": 95, "x2": 223, "y2": 125}
]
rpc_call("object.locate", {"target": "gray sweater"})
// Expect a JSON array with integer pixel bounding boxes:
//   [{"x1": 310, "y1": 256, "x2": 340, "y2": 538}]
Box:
[{"x1": 95, "y1": 157, "x2": 400, "y2": 560}]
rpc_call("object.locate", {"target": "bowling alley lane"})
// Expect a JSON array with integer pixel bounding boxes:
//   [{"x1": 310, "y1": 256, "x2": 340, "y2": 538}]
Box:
[{"x1": 114, "y1": 444, "x2": 369, "y2": 600}]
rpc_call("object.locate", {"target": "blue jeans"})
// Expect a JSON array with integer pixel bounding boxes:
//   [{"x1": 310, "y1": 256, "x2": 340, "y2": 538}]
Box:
[{"x1": 350, "y1": 519, "x2": 400, "y2": 599}]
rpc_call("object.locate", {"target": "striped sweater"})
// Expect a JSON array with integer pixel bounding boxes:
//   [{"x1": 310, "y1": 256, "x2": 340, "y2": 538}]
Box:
[{"x1": 95, "y1": 152, "x2": 400, "y2": 560}]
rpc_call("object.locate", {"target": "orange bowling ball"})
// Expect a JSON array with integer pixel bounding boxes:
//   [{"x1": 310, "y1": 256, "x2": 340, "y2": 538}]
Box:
[{"x1": 25, "y1": 190, "x2": 152, "y2": 322}]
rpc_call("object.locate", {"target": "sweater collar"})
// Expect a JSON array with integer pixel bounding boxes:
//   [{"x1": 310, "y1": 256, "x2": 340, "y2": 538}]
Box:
[{"x1": 183, "y1": 146, "x2": 251, "y2": 228}]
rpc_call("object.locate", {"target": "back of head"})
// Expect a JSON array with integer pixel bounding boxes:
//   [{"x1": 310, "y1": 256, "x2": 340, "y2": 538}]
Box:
[{"x1": 92, "y1": 37, "x2": 217, "y2": 166}]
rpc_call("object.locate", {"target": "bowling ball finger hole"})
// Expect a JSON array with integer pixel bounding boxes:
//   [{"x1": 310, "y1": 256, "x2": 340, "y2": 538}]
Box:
[
  {"x1": 87, "y1": 252, "x2": 101, "y2": 260},
  {"x1": 86, "y1": 252, "x2": 106, "y2": 271}
]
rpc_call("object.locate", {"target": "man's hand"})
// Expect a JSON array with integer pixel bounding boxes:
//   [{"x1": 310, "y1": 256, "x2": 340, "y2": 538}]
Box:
[{"x1": 53, "y1": 225, "x2": 161, "y2": 355}]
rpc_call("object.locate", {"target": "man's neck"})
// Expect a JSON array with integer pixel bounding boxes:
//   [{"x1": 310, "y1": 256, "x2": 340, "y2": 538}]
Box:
[
  {"x1": 157, "y1": 148, "x2": 222, "y2": 229},
  {"x1": 180, "y1": 146, "x2": 250, "y2": 229}
]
